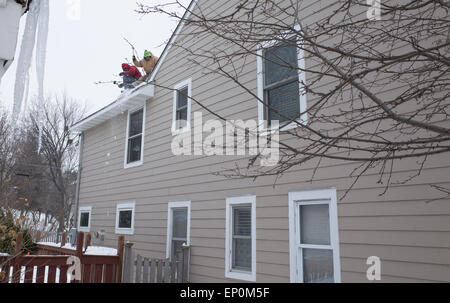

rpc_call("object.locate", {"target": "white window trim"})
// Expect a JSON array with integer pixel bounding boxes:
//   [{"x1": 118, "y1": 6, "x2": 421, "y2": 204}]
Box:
[
  {"x1": 166, "y1": 201, "x2": 191, "y2": 259},
  {"x1": 288, "y1": 188, "x2": 341, "y2": 283},
  {"x1": 171, "y1": 78, "x2": 192, "y2": 136},
  {"x1": 115, "y1": 202, "x2": 136, "y2": 235},
  {"x1": 257, "y1": 24, "x2": 307, "y2": 131},
  {"x1": 78, "y1": 206, "x2": 92, "y2": 232},
  {"x1": 225, "y1": 195, "x2": 256, "y2": 282},
  {"x1": 124, "y1": 104, "x2": 146, "y2": 169}
]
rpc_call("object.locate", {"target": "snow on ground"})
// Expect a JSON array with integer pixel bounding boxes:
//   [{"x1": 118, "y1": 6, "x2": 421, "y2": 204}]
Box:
[
  {"x1": 0, "y1": 253, "x2": 10, "y2": 256},
  {"x1": 84, "y1": 246, "x2": 117, "y2": 256}
]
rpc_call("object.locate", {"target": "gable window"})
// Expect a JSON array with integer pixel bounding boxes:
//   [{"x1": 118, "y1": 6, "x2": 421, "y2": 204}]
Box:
[
  {"x1": 166, "y1": 201, "x2": 191, "y2": 261},
  {"x1": 172, "y1": 79, "x2": 192, "y2": 135},
  {"x1": 289, "y1": 188, "x2": 341, "y2": 283},
  {"x1": 78, "y1": 206, "x2": 92, "y2": 232},
  {"x1": 257, "y1": 26, "x2": 307, "y2": 129},
  {"x1": 225, "y1": 196, "x2": 256, "y2": 282},
  {"x1": 124, "y1": 105, "x2": 145, "y2": 168},
  {"x1": 115, "y1": 202, "x2": 135, "y2": 235}
]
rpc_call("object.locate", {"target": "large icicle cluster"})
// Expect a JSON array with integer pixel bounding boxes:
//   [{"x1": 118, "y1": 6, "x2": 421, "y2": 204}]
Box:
[{"x1": 12, "y1": 0, "x2": 49, "y2": 151}]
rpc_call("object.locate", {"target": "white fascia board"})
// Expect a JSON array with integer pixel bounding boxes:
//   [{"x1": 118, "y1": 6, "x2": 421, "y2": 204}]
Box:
[{"x1": 71, "y1": 83, "x2": 154, "y2": 133}]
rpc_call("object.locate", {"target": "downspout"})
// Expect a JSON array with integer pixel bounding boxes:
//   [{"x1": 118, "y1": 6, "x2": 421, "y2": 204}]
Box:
[{"x1": 73, "y1": 132, "x2": 84, "y2": 230}]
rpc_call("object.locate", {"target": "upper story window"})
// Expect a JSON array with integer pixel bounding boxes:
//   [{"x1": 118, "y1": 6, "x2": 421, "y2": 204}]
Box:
[
  {"x1": 172, "y1": 79, "x2": 192, "y2": 135},
  {"x1": 257, "y1": 27, "x2": 307, "y2": 129},
  {"x1": 124, "y1": 105, "x2": 146, "y2": 168}
]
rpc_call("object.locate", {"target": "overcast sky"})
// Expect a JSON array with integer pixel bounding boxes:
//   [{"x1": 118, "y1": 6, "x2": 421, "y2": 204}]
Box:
[{"x1": 0, "y1": 0, "x2": 189, "y2": 116}]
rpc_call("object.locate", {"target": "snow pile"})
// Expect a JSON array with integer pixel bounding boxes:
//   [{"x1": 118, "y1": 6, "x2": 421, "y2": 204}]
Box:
[
  {"x1": 84, "y1": 246, "x2": 117, "y2": 256},
  {"x1": 61, "y1": 243, "x2": 76, "y2": 250},
  {"x1": 37, "y1": 242, "x2": 76, "y2": 250},
  {"x1": 37, "y1": 243, "x2": 117, "y2": 255},
  {"x1": 37, "y1": 241, "x2": 61, "y2": 247}
]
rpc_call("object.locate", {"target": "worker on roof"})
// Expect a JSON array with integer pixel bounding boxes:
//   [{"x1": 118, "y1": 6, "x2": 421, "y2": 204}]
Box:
[
  {"x1": 114, "y1": 63, "x2": 142, "y2": 89},
  {"x1": 133, "y1": 50, "x2": 159, "y2": 80}
]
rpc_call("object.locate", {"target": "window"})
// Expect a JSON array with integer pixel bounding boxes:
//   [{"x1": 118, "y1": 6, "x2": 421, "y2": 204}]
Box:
[
  {"x1": 115, "y1": 202, "x2": 135, "y2": 235},
  {"x1": 225, "y1": 196, "x2": 256, "y2": 281},
  {"x1": 166, "y1": 201, "x2": 191, "y2": 261},
  {"x1": 257, "y1": 25, "x2": 307, "y2": 129},
  {"x1": 124, "y1": 105, "x2": 146, "y2": 168},
  {"x1": 78, "y1": 206, "x2": 92, "y2": 232},
  {"x1": 289, "y1": 188, "x2": 341, "y2": 283},
  {"x1": 172, "y1": 79, "x2": 192, "y2": 135}
]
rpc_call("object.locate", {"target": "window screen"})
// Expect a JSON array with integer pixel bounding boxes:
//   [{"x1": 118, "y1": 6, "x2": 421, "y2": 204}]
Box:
[
  {"x1": 79, "y1": 212, "x2": 90, "y2": 228},
  {"x1": 303, "y1": 248, "x2": 334, "y2": 283},
  {"x1": 300, "y1": 204, "x2": 330, "y2": 245},
  {"x1": 232, "y1": 206, "x2": 252, "y2": 271},
  {"x1": 264, "y1": 39, "x2": 300, "y2": 124},
  {"x1": 299, "y1": 202, "x2": 333, "y2": 283},
  {"x1": 127, "y1": 109, "x2": 144, "y2": 164},
  {"x1": 118, "y1": 210, "x2": 132, "y2": 229}
]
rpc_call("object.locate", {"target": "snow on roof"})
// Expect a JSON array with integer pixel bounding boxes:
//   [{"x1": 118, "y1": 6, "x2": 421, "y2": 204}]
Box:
[{"x1": 71, "y1": 83, "x2": 154, "y2": 133}]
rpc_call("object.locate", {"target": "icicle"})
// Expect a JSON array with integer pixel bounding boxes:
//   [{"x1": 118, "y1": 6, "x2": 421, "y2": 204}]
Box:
[
  {"x1": 12, "y1": 0, "x2": 40, "y2": 123},
  {"x1": 35, "y1": 0, "x2": 49, "y2": 153}
]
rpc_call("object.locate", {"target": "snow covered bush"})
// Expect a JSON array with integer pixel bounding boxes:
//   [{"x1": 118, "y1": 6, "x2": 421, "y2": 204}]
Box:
[{"x1": 0, "y1": 209, "x2": 36, "y2": 254}]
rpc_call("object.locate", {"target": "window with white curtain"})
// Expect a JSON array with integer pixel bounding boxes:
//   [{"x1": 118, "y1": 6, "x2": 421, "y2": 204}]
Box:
[{"x1": 289, "y1": 188, "x2": 341, "y2": 283}]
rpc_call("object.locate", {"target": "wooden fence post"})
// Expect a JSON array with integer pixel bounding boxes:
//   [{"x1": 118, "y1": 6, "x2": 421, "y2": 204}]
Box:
[
  {"x1": 36, "y1": 230, "x2": 41, "y2": 243},
  {"x1": 12, "y1": 232, "x2": 24, "y2": 283},
  {"x1": 73, "y1": 232, "x2": 84, "y2": 283},
  {"x1": 61, "y1": 232, "x2": 67, "y2": 247},
  {"x1": 117, "y1": 235, "x2": 125, "y2": 283},
  {"x1": 85, "y1": 233, "x2": 91, "y2": 251},
  {"x1": 76, "y1": 232, "x2": 84, "y2": 258},
  {"x1": 122, "y1": 242, "x2": 134, "y2": 283},
  {"x1": 15, "y1": 232, "x2": 23, "y2": 255}
]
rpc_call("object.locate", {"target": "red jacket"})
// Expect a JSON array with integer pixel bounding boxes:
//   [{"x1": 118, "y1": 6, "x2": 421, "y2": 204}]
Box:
[{"x1": 122, "y1": 63, "x2": 142, "y2": 79}]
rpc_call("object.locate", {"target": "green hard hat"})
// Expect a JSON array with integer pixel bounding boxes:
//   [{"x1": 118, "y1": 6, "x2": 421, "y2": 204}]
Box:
[{"x1": 144, "y1": 50, "x2": 152, "y2": 58}]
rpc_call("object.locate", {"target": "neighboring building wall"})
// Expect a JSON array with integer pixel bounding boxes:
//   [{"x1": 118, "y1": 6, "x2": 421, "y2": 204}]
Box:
[{"x1": 78, "y1": 0, "x2": 450, "y2": 283}]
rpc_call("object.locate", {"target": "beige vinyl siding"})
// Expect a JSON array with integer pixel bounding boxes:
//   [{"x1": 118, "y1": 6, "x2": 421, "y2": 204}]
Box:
[{"x1": 77, "y1": 0, "x2": 450, "y2": 282}]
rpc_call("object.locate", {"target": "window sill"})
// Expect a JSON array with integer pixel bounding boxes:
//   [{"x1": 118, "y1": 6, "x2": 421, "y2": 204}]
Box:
[
  {"x1": 78, "y1": 227, "x2": 90, "y2": 233},
  {"x1": 225, "y1": 269, "x2": 256, "y2": 282},
  {"x1": 115, "y1": 228, "x2": 134, "y2": 235},
  {"x1": 124, "y1": 160, "x2": 143, "y2": 169},
  {"x1": 259, "y1": 117, "x2": 308, "y2": 136},
  {"x1": 171, "y1": 125, "x2": 191, "y2": 137}
]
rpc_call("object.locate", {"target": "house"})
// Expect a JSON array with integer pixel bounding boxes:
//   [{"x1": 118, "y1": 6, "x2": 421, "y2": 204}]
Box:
[{"x1": 71, "y1": 0, "x2": 450, "y2": 283}]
